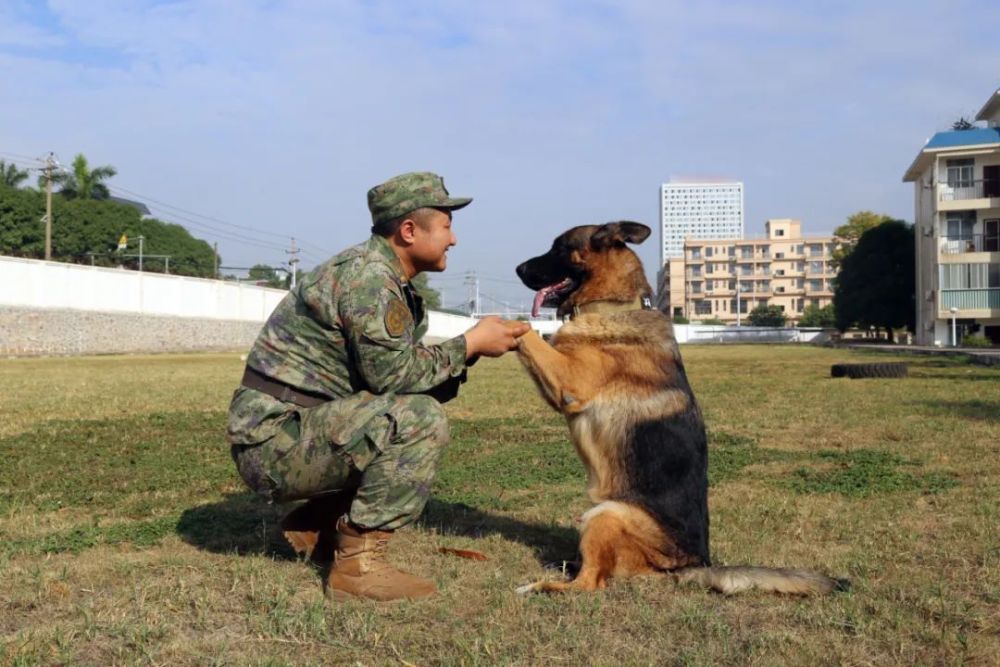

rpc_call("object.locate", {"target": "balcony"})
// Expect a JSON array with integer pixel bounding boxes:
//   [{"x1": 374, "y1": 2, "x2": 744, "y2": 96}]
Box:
[
  {"x1": 939, "y1": 179, "x2": 1000, "y2": 202},
  {"x1": 939, "y1": 234, "x2": 1000, "y2": 254},
  {"x1": 941, "y1": 288, "x2": 1000, "y2": 310}
]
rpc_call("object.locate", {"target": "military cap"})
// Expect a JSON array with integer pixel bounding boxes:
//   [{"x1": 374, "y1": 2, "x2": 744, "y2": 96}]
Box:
[{"x1": 367, "y1": 172, "x2": 472, "y2": 226}]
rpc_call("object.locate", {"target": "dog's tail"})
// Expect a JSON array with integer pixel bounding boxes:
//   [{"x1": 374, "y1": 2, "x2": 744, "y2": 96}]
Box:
[{"x1": 673, "y1": 566, "x2": 850, "y2": 596}]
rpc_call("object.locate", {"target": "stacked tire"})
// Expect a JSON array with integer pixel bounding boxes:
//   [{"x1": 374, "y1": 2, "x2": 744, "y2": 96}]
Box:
[{"x1": 830, "y1": 362, "x2": 908, "y2": 379}]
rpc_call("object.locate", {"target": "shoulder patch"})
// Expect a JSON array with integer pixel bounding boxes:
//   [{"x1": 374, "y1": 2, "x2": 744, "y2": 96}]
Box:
[{"x1": 385, "y1": 299, "x2": 412, "y2": 338}]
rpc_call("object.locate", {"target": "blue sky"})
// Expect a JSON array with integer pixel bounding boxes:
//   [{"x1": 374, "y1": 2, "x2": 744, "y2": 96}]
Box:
[{"x1": 2, "y1": 0, "x2": 999, "y2": 312}]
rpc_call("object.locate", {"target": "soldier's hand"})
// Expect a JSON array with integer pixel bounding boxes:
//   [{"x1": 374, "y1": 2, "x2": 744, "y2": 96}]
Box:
[{"x1": 465, "y1": 316, "x2": 531, "y2": 358}]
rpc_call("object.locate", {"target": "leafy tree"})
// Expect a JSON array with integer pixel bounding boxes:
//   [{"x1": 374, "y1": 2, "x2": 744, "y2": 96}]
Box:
[
  {"x1": 43, "y1": 153, "x2": 117, "y2": 200},
  {"x1": 1, "y1": 160, "x2": 29, "y2": 188},
  {"x1": 831, "y1": 211, "x2": 893, "y2": 269},
  {"x1": 952, "y1": 117, "x2": 975, "y2": 131},
  {"x1": 833, "y1": 220, "x2": 915, "y2": 341},
  {"x1": 747, "y1": 304, "x2": 787, "y2": 327},
  {"x1": 248, "y1": 264, "x2": 286, "y2": 288},
  {"x1": 411, "y1": 273, "x2": 442, "y2": 309},
  {"x1": 0, "y1": 186, "x2": 217, "y2": 276},
  {"x1": 798, "y1": 303, "x2": 836, "y2": 327}
]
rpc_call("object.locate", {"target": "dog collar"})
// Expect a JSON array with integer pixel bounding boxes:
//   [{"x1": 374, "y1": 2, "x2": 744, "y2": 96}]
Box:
[{"x1": 572, "y1": 296, "x2": 653, "y2": 318}]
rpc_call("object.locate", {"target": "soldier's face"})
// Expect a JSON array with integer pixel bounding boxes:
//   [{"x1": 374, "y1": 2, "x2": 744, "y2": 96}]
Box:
[{"x1": 411, "y1": 209, "x2": 456, "y2": 273}]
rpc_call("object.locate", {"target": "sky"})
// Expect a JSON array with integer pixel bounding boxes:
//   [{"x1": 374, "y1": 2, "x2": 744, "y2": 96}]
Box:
[{"x1": 2, "y1": 0, "x2": 999, "y2": 313}]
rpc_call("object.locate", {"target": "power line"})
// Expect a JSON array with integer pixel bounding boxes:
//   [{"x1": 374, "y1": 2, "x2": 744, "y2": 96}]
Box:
[{"x1": 107, "y1": 183, "x2": 332, "y2": 256}]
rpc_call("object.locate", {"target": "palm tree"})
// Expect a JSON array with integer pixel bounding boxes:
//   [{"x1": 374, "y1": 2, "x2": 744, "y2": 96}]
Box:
[
  {"x1": 43, "y1": 153, "x2": 117, "y2": 199},
  {"x1": 0, "y1": 160, "x2": 29, "y2": 188}
]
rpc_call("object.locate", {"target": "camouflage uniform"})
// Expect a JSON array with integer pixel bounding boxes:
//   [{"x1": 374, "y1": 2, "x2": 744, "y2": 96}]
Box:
[{"x1": 227, "y1": 172, "x2": 472, "y2": 531}]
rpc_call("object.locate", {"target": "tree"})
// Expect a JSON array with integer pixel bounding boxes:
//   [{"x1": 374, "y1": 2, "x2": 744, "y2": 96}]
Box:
[
  {"x1": 1, "y1": 160, "x2": 29, "y2": 188},
  {"x1": 43, "y1": 153, "x2": 117, "y2": 200},
  {"x1": 833, "y1": 220, "x2": 915, "y2": 341},
  {"x1": 0, "y1": 187, "x2": 217, "y2": 276},
  {"x1": 747, "y1": 304, "x2": 787, "y2": 327},
  {"x1": 831, "y1": 210, "x2": 893, "y2": 270},
  {"x1": 952, "y1": 117, "x2": 975, "y2": 131},
  {"x1": 411, "y1": 273, "x2": 442, "y2": 309},
  {"x1": 798, "y1": 303, "x2": 836, "y2": 327},
  {"x1": 248, "y1": 264, "x2": 286, "y2": 288}
]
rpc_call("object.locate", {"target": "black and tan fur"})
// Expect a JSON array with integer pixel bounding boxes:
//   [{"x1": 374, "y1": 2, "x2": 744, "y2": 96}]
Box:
[{"x1": 513, "y1": 221, "x2": 847, "y2": 596}]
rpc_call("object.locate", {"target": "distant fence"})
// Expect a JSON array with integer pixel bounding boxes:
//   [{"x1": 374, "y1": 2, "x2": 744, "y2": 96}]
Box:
[{"x1": 675, "y1": 324, "x2": 833, "y2": 344}]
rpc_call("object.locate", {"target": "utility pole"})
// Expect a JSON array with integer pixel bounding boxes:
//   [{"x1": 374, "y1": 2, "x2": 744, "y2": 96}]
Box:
[
  {"x1": 286, "y1": 237, "x2": 300, "y2": 289},
  {"x1": 213, "y1": 242, "x2": 219, "y2": 279},
  {"x1": 43, "y1": 152, "x2": 55, "y2": 260},
  {"x1": 464, "y1": 270, "x2": 480, "y2": 317},
  {"x1": 138, "y1": 235, "x2": 145, "y2": 272}
]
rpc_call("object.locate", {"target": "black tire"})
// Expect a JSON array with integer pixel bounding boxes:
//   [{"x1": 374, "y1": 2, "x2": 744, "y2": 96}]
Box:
[{"x1": 831, "y1": 362, "x2": 908, "y2": 379}]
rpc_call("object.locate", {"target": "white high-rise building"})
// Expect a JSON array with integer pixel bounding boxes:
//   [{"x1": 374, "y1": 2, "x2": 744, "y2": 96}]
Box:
[{"x1": 659, "y1": 180, "x2": 744, "y2": 265}]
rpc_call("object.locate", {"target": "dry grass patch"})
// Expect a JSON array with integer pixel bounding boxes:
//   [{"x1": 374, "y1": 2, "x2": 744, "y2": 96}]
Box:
[{"x1": 1, "y1": 345, "x2": 998, "y2": 665}]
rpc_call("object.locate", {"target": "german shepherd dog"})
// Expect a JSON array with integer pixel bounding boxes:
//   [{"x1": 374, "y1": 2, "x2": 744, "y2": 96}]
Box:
[{"x1": 513, "y1": 221, "x2": 847, "y2": 596}]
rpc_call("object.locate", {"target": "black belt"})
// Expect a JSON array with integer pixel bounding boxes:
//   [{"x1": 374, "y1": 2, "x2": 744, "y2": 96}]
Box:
[{"x1": 241, "y1": 365, "x2": 332, "y2": 408}]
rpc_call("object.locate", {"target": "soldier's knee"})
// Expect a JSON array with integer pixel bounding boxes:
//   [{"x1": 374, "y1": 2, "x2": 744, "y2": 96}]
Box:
[{"x1": 393, "y1": 394, "x2": 449, "y2": 444}]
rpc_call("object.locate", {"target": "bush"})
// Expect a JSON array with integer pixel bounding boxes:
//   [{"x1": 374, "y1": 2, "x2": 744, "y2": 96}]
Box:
[
  {"x1": 699, "y1": 318, "x2": 725, "y2": 325},
  {"x1": 962, "y1": 335, "x2": 993, "y2": 348},
  {"x1": 672, "y1": 315, "x2": 690, "y2": 324}
]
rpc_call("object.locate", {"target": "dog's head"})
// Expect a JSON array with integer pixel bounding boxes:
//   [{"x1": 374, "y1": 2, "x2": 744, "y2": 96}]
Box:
[{"x1": 516, "y1": 221, "x2": 652, "y2": 317}]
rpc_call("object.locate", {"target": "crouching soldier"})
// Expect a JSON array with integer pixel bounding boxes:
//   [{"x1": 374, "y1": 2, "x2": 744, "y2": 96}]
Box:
[{"x1": 227, "y1": 172, "x2": 529, "y2": 601}]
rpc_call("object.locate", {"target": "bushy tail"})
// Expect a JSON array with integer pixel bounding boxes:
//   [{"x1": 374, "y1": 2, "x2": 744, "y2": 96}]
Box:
[{"x1": 673, "y1": 566, "x2": 850, "y2": 596}]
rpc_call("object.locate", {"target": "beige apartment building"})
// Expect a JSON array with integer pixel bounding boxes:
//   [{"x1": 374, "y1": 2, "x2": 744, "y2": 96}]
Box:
[{"x1": 657, "y1": 218, "x2": 838, "y2": 324}]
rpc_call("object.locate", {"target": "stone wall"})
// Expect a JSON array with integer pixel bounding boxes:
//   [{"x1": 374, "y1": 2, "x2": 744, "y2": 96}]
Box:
[{"x1": 0, "y1": 307, "x2": 264, "y2": 357}]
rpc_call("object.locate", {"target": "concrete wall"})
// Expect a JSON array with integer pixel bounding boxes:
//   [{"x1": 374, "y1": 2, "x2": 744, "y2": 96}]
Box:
[
  {"x1": 0, "y1": 306, "x2": 264, "y2": 357},
  {"x1": 0, "y1": 255, "x2": 287, "y2": 321}
]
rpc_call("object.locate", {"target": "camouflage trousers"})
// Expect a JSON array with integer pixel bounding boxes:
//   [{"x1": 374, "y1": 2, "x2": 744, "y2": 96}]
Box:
[{"x1": 230, "y1": 389, "x2": 449, "y2": 531}]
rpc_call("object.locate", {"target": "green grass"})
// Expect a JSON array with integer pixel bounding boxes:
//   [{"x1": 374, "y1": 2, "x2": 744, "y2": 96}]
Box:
[{"x1": 0, "y1": 347, "x2": 997, "y2": 666}]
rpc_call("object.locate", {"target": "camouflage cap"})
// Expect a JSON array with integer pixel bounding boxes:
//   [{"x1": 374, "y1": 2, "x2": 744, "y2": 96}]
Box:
[{"x1": 367, "y1": 172, "x2": 472, "y2": 226}]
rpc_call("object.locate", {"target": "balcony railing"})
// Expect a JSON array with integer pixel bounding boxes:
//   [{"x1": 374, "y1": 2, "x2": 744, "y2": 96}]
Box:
[
  {"x1": 939, "y1": 234, "x2": 1000, "y2": 254},
  {"x1": 939, "y1": 179, "x2": 1000, "y2": 201},
  {"x1": 941, "y1": 288, "x2": 1000, "y2": 310}
]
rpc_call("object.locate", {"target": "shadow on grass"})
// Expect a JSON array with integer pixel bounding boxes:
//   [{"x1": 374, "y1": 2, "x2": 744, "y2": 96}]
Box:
[
  {"x1": 176, "y1": 494, "x2": 581, "y2": 568},
  {"x1": 418, "y1": 498, "x2": 581, "y2": 566},
  {"x1": 176, "y1": 493, "x2": 298, "y2": 560},
  {"x1": 908, "y1": 399, "x2": 1000, "y2": 422}
]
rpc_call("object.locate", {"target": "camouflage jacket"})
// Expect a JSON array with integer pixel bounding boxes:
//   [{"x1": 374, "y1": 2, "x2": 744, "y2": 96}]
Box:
[{"x1": 229, "y1": 235, "x2": 468, "y2": 445}]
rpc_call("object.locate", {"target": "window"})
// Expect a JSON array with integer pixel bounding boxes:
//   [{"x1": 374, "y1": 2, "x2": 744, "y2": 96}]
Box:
[
  {"x1": 940, "y1": 263, "x2": 1000, "y2": 289},
  {"x1": 775, "y1": 229, "x2": 785, "y2": 237},
  {"x1": 945, "y1": 211, "x2": 976, "y2": 240},
  {"x1": 809, "y1": 261, "x2": 824, "y2": 274},
  {"x1": 695, "y1": 300, "x2": 712, "y2": 315},
  {"x1": 946, "y1": 158, "x2": 974, "y2": 188}
]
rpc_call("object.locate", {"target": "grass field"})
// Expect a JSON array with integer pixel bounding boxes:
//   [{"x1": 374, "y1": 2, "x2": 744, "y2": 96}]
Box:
[{"x1": 1, "y1": 346, "x2": 998, "y2": 666}]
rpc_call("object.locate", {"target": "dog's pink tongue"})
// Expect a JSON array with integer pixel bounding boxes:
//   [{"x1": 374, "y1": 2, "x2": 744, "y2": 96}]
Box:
[{"x1": 531, "y1": 286, "x2": 554, "y2": 318}]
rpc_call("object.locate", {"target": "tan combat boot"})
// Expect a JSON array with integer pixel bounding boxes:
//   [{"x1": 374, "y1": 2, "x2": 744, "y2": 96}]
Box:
[
  {"x1": 281, "y1": 493, "x2": 352, "y2": 562},
  {"x1": 325, "y1": 517, "x2": 436, "y2": 601}
]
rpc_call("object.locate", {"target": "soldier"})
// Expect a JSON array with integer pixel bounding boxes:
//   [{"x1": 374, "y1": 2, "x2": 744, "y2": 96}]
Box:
[{"x1": 227, "y1": 172, "x2": 529, "y2": 601}]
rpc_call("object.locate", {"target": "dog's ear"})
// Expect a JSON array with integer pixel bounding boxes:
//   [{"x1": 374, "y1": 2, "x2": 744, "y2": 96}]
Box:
[{"x1": 590, "y1": 221, "x2": 651, "y2": 250}]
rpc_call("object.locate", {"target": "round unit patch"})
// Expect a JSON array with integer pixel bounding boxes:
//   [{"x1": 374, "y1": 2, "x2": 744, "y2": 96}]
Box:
[{"x1": 384, "y1": 299, "x2": 412, "y2": 338}]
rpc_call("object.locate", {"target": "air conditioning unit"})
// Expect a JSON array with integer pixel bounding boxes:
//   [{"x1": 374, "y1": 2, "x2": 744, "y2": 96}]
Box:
[{"x1": 925, "y1": 290, "x2": 934, "y2": 301}]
